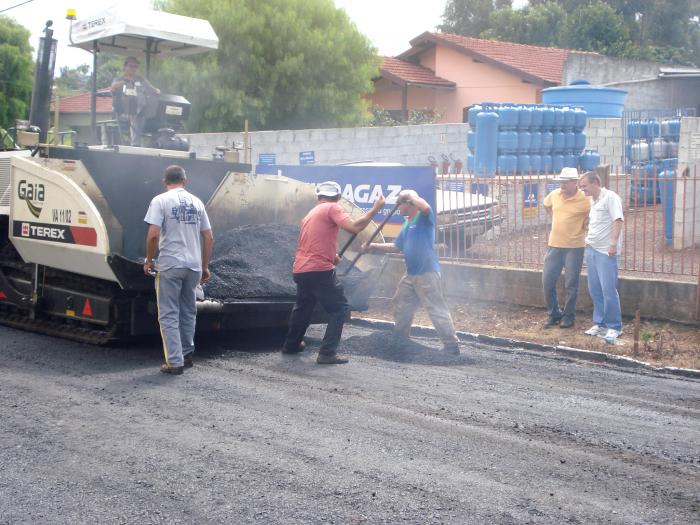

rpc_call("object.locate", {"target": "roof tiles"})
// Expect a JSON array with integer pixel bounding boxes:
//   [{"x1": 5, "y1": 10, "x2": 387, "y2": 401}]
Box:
[
  {"x1": 380, "y1": 56, "x2": 455, "y2": 87},
  {"x1": 404, "y1": 32, "x2": 585, "y2": 84},
  {"x1": 53, "y1": 90, "x2": 113, "y2": 114}
]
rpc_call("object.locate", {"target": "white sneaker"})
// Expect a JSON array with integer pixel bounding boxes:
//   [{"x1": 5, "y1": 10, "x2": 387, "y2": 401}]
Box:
[
  {"x1": 602, "y1": 328, "x2": 622, "y2": 343},
  {"x1": 584, "y1": 325, "x2": 604, "y2": 336}
]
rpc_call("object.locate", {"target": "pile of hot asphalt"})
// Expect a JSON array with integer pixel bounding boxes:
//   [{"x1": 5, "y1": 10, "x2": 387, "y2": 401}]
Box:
[{"x1": 203, "y1": 224, "x2": 375, "y2": 310}]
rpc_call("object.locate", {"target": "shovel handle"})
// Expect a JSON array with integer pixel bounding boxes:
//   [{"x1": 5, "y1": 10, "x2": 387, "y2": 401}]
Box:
[{"x1": 340, "y1": 201, "x2": 402, "y2": 276}]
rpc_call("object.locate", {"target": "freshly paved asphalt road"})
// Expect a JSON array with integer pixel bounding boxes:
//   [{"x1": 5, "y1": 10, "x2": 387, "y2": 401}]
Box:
[{"x1": 1, "y1": 323, "x2": 698, "y2": 524}]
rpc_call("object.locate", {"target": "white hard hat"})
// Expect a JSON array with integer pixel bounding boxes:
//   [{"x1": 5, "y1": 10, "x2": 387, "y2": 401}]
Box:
[{"x1": 316, "y1": 181, "x2": 341, "y2": 198}]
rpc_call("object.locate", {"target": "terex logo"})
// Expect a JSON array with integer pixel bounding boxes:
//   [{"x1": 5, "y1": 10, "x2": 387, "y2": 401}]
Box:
[
  {"x1": 29, "y1": 225, "x2": 66, "y2": 240},
  {"x1": 17, "y1": 180, "x2": 45, "y2": 219},
  {"x1": 21, "y1": 223, "x2": 29, "y2": 236}
]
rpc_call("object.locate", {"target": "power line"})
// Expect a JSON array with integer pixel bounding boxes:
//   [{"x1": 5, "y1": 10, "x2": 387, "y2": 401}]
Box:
[{"x1": 0, "y1": 0, "x2": 35, "y2": 14}]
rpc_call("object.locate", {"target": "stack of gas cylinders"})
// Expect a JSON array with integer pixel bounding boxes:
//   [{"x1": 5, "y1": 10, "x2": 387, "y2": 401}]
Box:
[
  {"x1": 627, "y1": 118, "x2": 680, "y2": 206},
  {"x1": 467, "y1": 103, "x2": 599, "y2": 175}
]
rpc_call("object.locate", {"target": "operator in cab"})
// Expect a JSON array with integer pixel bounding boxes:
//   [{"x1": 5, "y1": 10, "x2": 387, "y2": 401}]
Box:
[{"x1": 110, "y1": 56, "x2": 160, "y2": 146}]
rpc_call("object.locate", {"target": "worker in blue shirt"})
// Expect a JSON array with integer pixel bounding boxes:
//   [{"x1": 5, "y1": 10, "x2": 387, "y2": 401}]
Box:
[{"x1": 364, "y1": 189, "x2": 460, "y2": 354}]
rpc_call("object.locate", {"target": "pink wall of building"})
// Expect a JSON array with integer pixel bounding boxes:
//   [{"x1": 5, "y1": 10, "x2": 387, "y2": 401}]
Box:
[
  {"x1": 370, "y1": 44, "x2": 544, "y2": 123},
  {"x1": 430, "y1": 45, "x2": 542, "y2": 123}
]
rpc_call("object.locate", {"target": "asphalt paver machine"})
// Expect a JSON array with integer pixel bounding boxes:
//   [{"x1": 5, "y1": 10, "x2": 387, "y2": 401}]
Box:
[{"x1": 0, "y1": 5, "x2": 383, "y2": 343}]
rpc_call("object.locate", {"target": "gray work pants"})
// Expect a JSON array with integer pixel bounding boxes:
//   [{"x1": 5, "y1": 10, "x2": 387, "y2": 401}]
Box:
[
  {"x1": 156, "y1": 268, "x2": 201, "y2": 367},
  {"x1": 393, "y1": 272, "x2": 458, "y2": 345}
]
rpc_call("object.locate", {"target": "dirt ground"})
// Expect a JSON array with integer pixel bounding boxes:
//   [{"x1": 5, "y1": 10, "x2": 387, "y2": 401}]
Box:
[{"x1": 359, "y1": 297, "x2": 700, "y2": 370}]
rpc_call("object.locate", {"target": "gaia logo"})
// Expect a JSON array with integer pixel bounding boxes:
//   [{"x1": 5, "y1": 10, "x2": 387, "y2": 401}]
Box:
[{"x1": 17, "y1": 180, "x2": 45, "y2": 218}]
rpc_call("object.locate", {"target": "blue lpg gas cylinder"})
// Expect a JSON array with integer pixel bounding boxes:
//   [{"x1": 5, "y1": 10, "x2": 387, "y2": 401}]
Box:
[
  {"x1": 552, "y1": 154, "x2": 565, "y2": 173},
  {"x1": 573, "y1": 108, "x2": 587, "y2": 132},
  {"x1": 553, "y1": 131, "x2": 566, "y2": 153},
  {"x1": 563, "y1": 107, "x2": 576, "y2": 130},
  {"x1": 531, "y1": 106, "x2": 544, "y2": 129},
  {"x1": 467, "y1": 154, "x2": 476, "y2": 172},
  {"x1": 517, "y1": 154, "x2": 531, "y2": 174},
  {"x1": 530, "y1": 131, "x2": 542, "y2": 153},
  {"x1": 498, "y1": 130, "x2": 519, "y2": 154},
  {"x1": 518, "y1": 106, "x2": 533, "y2": 130},
  {"x1": 542, "y1": 106, "x2": 556, "y2": 130},
  {"x1": 578, "y1": 149, "x2": 600, "y2": 171},
  {"x1": 498, "y1": 154, "x2": 518, "y2": 174},
  {"x1": 574, "y1": 132, "x2": 586, "y2": 153},
  {"x1": 564, "y1": 131, "x2": 575, "y2": 152},
  {"x1": 530, "y1": 154, "x2": 543, "y2": 174},
  {"x1": 553, "y1": 107, "x2": 565, "y2": 130},
  {"x1": 498, "y1": 105, "x2": 519, "y2": 130},
  {"x1": 518, "y1": 131, "x2": 532, "y2": 153},
  {"x1": 542, "y1": 154, "x2": 553, "y2": 174},
  {"x1": 468, "y1": 105, "x2": 483, "y2": 130},
  {"x1": 564, "y1": 153, "x2": 578, "y2": 168},
  {"x1": 467, "y1": 130, "x2": 476, "y2": 153},
  {"x1": 475, "y1": 111, "x2": 499, "y2": 176},
  {"x1": 541, "y1": 130, "x2": 554, "y2": 152}
]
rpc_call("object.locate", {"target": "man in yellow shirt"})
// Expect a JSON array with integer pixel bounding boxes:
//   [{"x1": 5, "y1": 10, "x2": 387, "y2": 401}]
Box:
[{"x1": 542, "y1": 167, "x2": 591, "y2": 328}]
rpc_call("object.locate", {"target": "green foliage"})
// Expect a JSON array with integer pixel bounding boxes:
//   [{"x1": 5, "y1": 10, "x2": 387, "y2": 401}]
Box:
[
  {"x1": 54, "y1": 55, "x2": 128, "y2": 97},
  {"x1": 155, "y1": 0, "x2": 378, "y2": 132},
  {"x1": 0, "y1": 16, "x2": 33, "y2": 129},
  {"x1": 481, "y1": 2, "x2": 567, "y2": 47},
  {"x1": 562, "y1": 1, "x2": 630, "y2": 55},
  {"x1": 442, "y1": 0, "x2": 700, "y2": 66},
  {"x1": 440, "y1": 0, "x2": 497, "y2": 36}
]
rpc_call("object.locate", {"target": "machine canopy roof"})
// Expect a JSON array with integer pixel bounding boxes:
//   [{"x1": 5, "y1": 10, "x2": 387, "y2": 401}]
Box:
[{"x1": 70, "y1": 4, "x2": 219, "y2": 59}]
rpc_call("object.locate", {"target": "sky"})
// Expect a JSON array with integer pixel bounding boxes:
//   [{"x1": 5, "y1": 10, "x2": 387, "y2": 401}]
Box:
[{"x1": 3, "y1": 0, "x2": 528, "y2": 71}]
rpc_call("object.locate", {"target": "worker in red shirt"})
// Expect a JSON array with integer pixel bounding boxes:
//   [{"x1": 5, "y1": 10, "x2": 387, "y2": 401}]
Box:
[{"x1": 282, "y1": 181, "x2": 385, "y2": 364}]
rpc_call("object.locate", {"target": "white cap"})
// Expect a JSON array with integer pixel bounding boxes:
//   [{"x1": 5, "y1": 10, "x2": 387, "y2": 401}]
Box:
[
  {"x1": 316, "y1": 181, "x2": 341, "y2": 198},
  {"x1": 554, "y1": 167, "x2": 579, "y2": 181}
]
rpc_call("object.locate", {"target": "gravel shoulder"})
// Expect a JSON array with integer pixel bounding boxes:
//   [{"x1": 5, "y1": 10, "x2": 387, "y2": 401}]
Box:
[
  {"x1": 360, "y1": 297, "x2": 700, "y2": 370},
  {"x1": 1, "y1": 324, "x2": 699, "y2": 524}
]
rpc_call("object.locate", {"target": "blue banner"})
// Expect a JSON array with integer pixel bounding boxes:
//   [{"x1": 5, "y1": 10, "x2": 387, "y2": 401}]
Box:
[
  {"x1": 299, "y1": 151, "x2": 315, "y2": 165},
  {"x1": 258, "y1": 153, "x2": 276, "y2": 165},
  {"x1": 255, "y1": 164, "x2": 435, "y2": 238}
]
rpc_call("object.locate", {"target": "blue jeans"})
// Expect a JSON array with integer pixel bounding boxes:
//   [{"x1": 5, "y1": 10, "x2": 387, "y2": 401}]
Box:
[
  {"x1": 542, "y1": 247, "x2": 584, "y2": 322},
  {"x1": 585, "y1": 247, "x2": 622, "y2": 331}
]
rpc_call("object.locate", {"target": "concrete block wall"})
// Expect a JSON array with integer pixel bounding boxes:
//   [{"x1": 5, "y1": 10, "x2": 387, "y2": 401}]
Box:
[
  {"x1": 583, "y1": 118, "x2": 624, "y2": 167},
  {"x1": 181, "y1": 123, "x2": 471, "y2": 169},
  {"x1": 377, "y1": 258, "x2": 699, "y2": 324},
  {"x1": 676, "y1": 117, "x2": 700, "y2": 249}
]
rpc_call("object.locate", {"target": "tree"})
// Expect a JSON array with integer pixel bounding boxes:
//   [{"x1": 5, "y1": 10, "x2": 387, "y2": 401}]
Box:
[
  {"x1": 481, "y1": 2, "x2": 567, "y2": 47},
  {"x1": 440, "y1": 0, "x2": 496, "y2": 36},
  {"x1": 562, "y1": 1, "x2": 632, "y2": 55},
  {"x1": 0, "y1": 16, "x2": 33, "y2": 129},
  {"x1": 154, "y1": 0, "x2": 378, "y2": 132}
]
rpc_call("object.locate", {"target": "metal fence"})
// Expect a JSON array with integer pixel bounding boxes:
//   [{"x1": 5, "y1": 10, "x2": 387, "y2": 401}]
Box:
[{"x1": 434, "y1": 167, "x2": 700, "y2": 283}]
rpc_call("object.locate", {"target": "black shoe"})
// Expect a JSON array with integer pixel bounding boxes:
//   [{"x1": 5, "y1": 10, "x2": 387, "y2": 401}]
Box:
[
  {"x1": 559, "y1": 318, "x2": 575, "y2": 329},
  {"x1": 316, "y1": 353, "x2": 349, "y2": 365},
  {"x1": 543, "y1": 317, "x2": 561, "y2": 328},
  {"x1": 282, "y1": 341, "x2": 306, "y2": 354},
  {"x1": 443, "y1": 343, "x2": 460, "y2": 355},
  {"x1": 160, "y1": 364, "x2": 184, "y2": 375},
  {"x1": 184, "y1": 355, "x2": 194, "y2": 368}
]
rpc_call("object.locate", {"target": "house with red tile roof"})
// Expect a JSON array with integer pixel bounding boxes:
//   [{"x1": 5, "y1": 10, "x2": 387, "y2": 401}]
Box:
[
  {"x1": 51, "y1": 90, "x2": 113, "y2": 143},
  {"x1": 371, "y1": 32, "x2": 590, "y2": 124}
]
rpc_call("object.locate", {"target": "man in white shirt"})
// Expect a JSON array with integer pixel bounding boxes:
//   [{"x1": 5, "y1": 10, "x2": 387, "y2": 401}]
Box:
[
  {"x1": 578, "y1": 171, "x2": 624, "y2": 342},
  {"x1": 144, "y1": 165, "x2": 213, "y2": 374}
]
